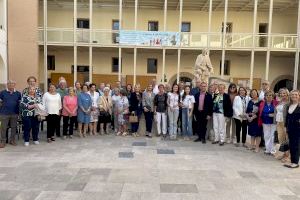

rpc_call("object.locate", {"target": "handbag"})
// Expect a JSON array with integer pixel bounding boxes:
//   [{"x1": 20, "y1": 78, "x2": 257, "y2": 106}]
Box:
[
  {"x1": 35, "y1": 103, "x2": 47, "y2": 121},
  {"x1": 99, "y1": 110, "x2": 110, "y2": 117},
  {"x1": 129, "y1": 113, "x2": 138, "y2": 123},
  {"x1": 279, "y1": 141, "x2": 289, "y2": 152}
]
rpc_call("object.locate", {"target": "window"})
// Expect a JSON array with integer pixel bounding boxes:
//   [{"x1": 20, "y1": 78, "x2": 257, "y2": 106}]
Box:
[
  {"x1": 112, "y1": 57, "x2": 122, "y2": 73},
  {"x1": 147, "y1": 58, "x2": 158, "y2": 74},
  {"x1": 71, "y1": 65, "x2": 89, "y2": 73},
  {"x1": 221, "y1": 22, "x2": 233, "y2": 33},
  {"x1": 148, "y1": 21, "x2": 158, "y2": 31},
  {"x1": 112, "y1": 20, "x2": 120, "y2": 30},
  {"x1": 181, "y1": 22, "x2": 191, "y2": 32},
  {"x1": 219, "y1": 60, "x2": 230, "y2": 76},
  {"x1": 47, "y1": 55, "x2": 55, "y2": 70},
  {"x1": 77, "y1": 19, "x2": 90, "y2": 29}
]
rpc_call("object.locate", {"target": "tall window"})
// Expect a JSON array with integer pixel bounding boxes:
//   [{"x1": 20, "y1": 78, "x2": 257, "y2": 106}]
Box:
[
  {"x1": 148, "y1": 21, "x2": 159, "y2": 31},
  {"x1": 147, "y1": 58, "x2": 158, "y2": 74},
  {"x1": 112, "y1": 20, "x2": 120, "y2": 30},
  {"x1": 181, "y1": 22, "x2": 191, "y2": 32},
  {"x1": 47, "y1": 55, "x2": 55, "y2": 70},
  {"x1": 112, "y1": 57, "x2": 121, "y2": 73},
  {"x1": 219, "y1": 60, "x2": 230, "y2": 76},
  {"x1": 77, "y1": 19, "x2": 90, "y2": 29}
]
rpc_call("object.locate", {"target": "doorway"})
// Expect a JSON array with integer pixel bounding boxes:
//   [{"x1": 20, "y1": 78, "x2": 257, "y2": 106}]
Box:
[
  {"x1": 173, "y1": 77, "x2": 193, "y2": 86},
  {"x1": 72, "y1": 65, "x2": 90, "y2": 84},
  {"x1": 274, "y1": 79, "x2": 293, "y2": 93},
  {"x1": 259, "y1": 23, "x2": 268, "y2": 47}
]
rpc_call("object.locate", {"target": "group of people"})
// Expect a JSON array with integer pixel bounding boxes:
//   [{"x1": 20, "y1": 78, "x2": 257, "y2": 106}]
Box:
[{"x1": 0, "y1": 77, "x2": 300, "y2": 169}]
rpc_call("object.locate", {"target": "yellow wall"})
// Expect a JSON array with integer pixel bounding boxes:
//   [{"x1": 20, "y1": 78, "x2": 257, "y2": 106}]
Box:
[
  {"x1": 39, "y1": 7, "x2": 298, "y2": 34},
  {"x1": 39, "y1": 47, "x2": 296, "y2": 89}
]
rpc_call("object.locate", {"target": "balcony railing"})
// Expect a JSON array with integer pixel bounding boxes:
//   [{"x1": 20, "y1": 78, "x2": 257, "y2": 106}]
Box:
[
  {"x1": 0, "y1": 29, "x2": 6, "y2": 45},
  {"x1": 38, "y1": 28, "x2": 298, "y2": 50}
]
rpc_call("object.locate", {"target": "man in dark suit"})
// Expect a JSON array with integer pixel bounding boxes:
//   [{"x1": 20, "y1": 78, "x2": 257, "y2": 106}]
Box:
[{"x1": 194, "y1": 82, "x2": 213, "y2": 143}]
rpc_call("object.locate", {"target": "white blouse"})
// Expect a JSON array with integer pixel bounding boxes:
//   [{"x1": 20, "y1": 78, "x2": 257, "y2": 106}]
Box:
[
  {"x1": 43, "y1": 92, "x2": 62, "y2": 115},
  {"x1": 88, "y1": 91, "x2": 100, "y2": 108},
  {"x1": 288, "y1": 104, "x2": 298, "y2": 114},
  {"x1": 276, "y1": 103, "x2": 285, "y2": 122},
  {"x1": 168, "y1": 93, "x2": 179, "y2": 110}
]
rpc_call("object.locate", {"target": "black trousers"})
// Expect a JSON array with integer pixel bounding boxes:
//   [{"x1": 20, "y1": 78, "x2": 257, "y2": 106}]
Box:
[
  {"x1": 63, "y1": 116, "x2": 77, "y2": 136},
  {"x1": 195, "y1": 111, "x2": 208, "y2": 141},
  {"x1": 144, "y1": 111, "x2": 154, "y2": 133},
  {"x1": 234, "y1": 118, "x2": 248, "y2": 144},
  {"x1": 288, "y1": 130, "x2": 300, "y2": 164},
  {"x1": 46, "y1": 114, "x2": 61, "y2": 139}
]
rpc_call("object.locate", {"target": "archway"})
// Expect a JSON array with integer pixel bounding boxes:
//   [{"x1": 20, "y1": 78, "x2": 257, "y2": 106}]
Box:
[
  {"x1": 168, "y1": 72, "x2": 194, "y2": 86},
  {"x1": 271, "y1": 75, "x2": 294, "y2": 93}
]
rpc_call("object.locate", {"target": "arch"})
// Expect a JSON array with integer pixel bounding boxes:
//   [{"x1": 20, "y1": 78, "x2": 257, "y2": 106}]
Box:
[
  {"x1": 168, "y1": 72, "x2": 194, "y2": 86},
  {"x1": 271, "y1": 75, "x2": 294, "y2": 93}
]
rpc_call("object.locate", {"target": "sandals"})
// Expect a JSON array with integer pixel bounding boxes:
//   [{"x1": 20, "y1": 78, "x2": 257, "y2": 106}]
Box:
[
  {"x1": 122, "y1": 132, "x2": 128, "y2": 136},
  {"x1": 47, "y1": 138, "x2": 52, "y2": 143}
]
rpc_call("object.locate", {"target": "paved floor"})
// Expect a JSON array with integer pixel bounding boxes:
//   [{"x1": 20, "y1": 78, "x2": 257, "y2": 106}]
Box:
[{"x1": 0, "y1": 132, "x2": 300, "y2": 200}]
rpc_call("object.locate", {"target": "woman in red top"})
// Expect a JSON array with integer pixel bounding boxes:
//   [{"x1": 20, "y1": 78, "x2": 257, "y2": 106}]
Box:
[{"x1": 62, "y1": 87, "x2": 78, "y2": 139}]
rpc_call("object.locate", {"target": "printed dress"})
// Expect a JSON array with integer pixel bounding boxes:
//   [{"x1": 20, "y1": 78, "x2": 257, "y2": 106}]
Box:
[{"x1": 117, "y1": 96, "x2": 129, "y2": 125}]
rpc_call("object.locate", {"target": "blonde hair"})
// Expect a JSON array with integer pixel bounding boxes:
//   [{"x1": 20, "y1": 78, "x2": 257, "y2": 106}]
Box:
[{"x1": 278, "y1": 88, "x2": 289, "y2": 97}]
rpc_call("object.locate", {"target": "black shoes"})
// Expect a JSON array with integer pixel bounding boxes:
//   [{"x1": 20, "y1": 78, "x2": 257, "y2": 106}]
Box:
[
  {"x1": 219, "y1": 142, "x2": 225, "y2": 146},
  {"x1": 202, "y1": 140, "x2": 206, "y2": 144},
  {"x1": 194, "y1": 138, "x2": 201, "y2": 142}
]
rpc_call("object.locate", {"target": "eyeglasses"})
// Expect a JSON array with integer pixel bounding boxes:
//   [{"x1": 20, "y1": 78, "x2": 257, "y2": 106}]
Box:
[{"x1": 266, "y1": 94, "x2": 272, "y2": 97}]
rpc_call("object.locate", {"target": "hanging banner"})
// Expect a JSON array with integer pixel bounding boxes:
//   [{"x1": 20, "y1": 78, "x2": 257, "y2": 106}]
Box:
[{"x1": 119, "y1": 30, "x2": 181, "y2": 46}]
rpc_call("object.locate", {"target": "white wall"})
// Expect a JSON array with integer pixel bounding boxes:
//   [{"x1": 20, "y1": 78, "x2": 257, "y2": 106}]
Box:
[{"x1": 0, "y1": 0, "x2": 7, "y2": 85}]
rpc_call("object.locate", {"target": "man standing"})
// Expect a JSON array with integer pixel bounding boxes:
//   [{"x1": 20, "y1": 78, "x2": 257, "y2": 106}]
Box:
[
  {"x1": 0, "y1": 80, "x2": 22, "y2": 148},
  {"x1": 193, "y1": 82, "x2": 213, "y2": 143},
  {"x1": 259, "y1": 80, "x2": 270, "y2": 101}
]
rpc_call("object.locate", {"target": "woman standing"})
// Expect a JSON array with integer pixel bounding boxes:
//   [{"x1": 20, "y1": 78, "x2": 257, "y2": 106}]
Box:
[
  {"x1": 226, "y1": 83, "x2": 238, "y2": 144},
  {"x1": 88, "y1": 84, "x2": 100, "y2": 136},
  {"x1": 233, "y1": 87, "x2": 250, "y2": 147},
  {"x1": 258, "y1": 90, "x2": 278, "y2": 155},
  {"x1": 20, "y1": 86, "x2": 41, "y2": 146},
  {"x1": 112, "y1": 88, "x2": 121, "y2": 134},
  {"x1": 98, "y1": 87, "x2": 113, "y2": 135},
  {"x1": 284, "y1": 90, "x2": 300, "y2": 168},
  {"x1": 43, "y1": 84, "x2": 62, "y2": 143},
  {"x1": 77, "y1": 85, "x2": 92, "y2": 138},
  {"x1": 181, "y1": 86, "x2": 195, "y2": 141},
  {"x1": 154, "y1": 84, "x2": 168, "y2": 140},
  {"x1": 129, "y1": 84, "x2": 143, "y2": 137},
  {"x1": 246, "y1": 89, "x2": 262, "y2": 152},
  {"x1": 275, "y1": 88, "x2": 289, "y2": 161},
  {"x1": 62, "y1": 87, "x2": 78, "y2": 139},
  {"x1": 117, "y1": 89, "x2": 129, "y2": 136},
  {"x1": 212, "y1": 84, "x2": 233, "y2": 146},
  {"x1": 142, "y1": 84, "x2": 155, "y2": 138},
  {"x1": 167, "y1": 84, "x2": 180, "y2": 140}
]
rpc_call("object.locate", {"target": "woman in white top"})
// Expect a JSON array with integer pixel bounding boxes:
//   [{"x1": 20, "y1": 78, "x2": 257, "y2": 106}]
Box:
[
  {"x1": 275, "y1": 88, "x2": 289, "y2": 161},
  {"x1": 181, "y1": 86, "x2": 195, "y2": 140},
  {"x1": 167, "y1": 84, "x2": 180, "y2": 140},
  {"x1": 233, "y1": 87, "x2": 250, "y2": 147},
  {"x1": 88, "y1": 83, "x2": 100, "y2": 136},
  {"x1": 43, "y1": 84, "x2": 62, "y2": 143}
]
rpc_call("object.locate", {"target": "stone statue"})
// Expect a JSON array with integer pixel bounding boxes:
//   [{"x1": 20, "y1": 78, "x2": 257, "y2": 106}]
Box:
[{"x1": 194, "y1": 49, "x2": 213, "y2": 83}]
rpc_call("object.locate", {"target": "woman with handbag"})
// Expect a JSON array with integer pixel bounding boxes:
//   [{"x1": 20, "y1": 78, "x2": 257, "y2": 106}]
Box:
[
  {"x1": 233, "y1": 87, "x2": 250, "y2": 147},
  {"x1": 142, "y1": 84, "x2": 155, "y2": 138},
  {"x1": 129, "y1": 84, "x2": 143, "y2": 137},
  {"x1": 88, "y1": 83, "x2": 100, "y2": 136},
  {"x1": 98, "y1": 87, "x2": 112, "y2": 135},
  {"x1": 77, "y1": 84, "x2": 92, "y2": 138},
  {"x1": 62, "y1": 87, "x2": 78, "y2": 139},
  {"x1": 181, "y1": 86, "x2": 195, "y2": 141},
  {"x1": 43, "y1": 84, "x2": 62, "y2": 143},
  {"x1": 246, "y1": 89, "x2": 262, "y2": 152},
  {"x1": 275, "y1": 88, "x2": 290, "y2": 162},
  {"x1": 167, "y1": 84, "x2": 180, "y2": 140},
  {"x1": 117, "y1": 89, "x2": 129, "y2": 136},
  {"x1": 20, "y1": 86, "x2": 42, "y2": 146},
  {"x1": 284, "y1": 90, "x2": 300, "y2": 169}
]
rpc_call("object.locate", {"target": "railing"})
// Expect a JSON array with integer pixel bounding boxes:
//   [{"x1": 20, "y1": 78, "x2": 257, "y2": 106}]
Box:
[
  {"x1": 38, "y1": 28, "x2": 298, "y2": 50},
  {"x1": 0, "y1": 29, "x2": 6, "y2": 45}
]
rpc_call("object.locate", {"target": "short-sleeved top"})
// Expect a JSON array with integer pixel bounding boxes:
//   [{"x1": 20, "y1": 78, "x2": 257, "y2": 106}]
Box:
[
  {"x1": 182, "y1": 95, "x2": 195, "y2": 109},
  {"x1": 117, "y1": 96, "x2": 129, "y2": 114},
  {"x1": 213, "y1": 94, "x2": 224, "y2": 114},
  {"x1": 0, "y1": 90, "x2": 22, "y2": 115},
  {"x1": 168, "y1": 93, "x2": 179, "y2": 110},
  {"x1": 62, "y1": 95, "x2": 78, "y2": 116},
  {"x1": 154, "y1": 93, "x2": 168, "y2": 113},
  {"x1": 276, "y1": 102, "x2": 286, "y2": 122}
]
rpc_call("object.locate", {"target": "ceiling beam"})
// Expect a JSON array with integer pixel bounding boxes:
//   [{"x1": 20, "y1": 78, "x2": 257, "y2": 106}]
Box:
[
  {"x1": 238, "y1": 0, "x2": 252, "y2": 12},
  {"x1": 213, "y1": 0, "x2": 223, "y2": 11}
]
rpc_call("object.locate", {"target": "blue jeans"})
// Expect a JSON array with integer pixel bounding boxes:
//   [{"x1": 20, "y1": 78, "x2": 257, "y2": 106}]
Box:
[
  {"x1": 168, "y1": 108, "x2": 179, "y2": 137},
  {"x1": 182, "y1": 108, "x2": 193, "y2": 137},
  {"x1": 22, "y1": 116, "x2": 40, "y2": 142}
]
